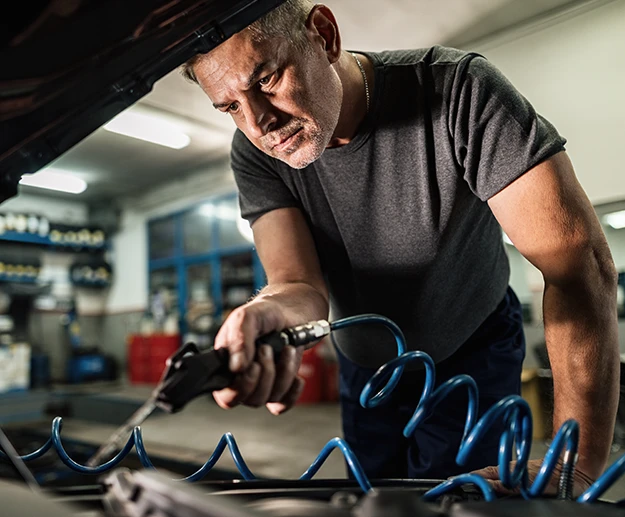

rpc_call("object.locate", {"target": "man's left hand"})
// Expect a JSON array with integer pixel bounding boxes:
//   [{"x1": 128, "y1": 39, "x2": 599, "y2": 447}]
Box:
[{"x1": 472, "y1": 458, "x2": 595, "y2": 497}]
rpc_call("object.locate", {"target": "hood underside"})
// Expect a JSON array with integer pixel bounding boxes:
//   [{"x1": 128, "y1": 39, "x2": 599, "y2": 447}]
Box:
[{"x1": 0, "y1": 0, "x2": 285, "y2": 203}]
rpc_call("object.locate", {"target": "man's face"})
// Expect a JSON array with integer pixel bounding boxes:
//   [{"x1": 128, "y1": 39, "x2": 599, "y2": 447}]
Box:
[{"x1": 193, "y1": 29, "x2": 343, "y2": 169}]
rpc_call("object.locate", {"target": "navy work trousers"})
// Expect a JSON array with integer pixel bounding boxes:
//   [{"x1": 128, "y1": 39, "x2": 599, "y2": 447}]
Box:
[{"x1": 337, "y1": 286, "x2": 526, "y2": 480}]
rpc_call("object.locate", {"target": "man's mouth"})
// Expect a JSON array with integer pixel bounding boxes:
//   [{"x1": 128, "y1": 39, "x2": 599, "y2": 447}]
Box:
[{"x1": 272, "y1": 127, "x2": 303, "y2": 152}]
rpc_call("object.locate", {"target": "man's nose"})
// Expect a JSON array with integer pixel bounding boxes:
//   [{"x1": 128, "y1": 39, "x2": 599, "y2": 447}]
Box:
[{"x1": 244, "y1": 96, "x2": 277, "y2": 138}]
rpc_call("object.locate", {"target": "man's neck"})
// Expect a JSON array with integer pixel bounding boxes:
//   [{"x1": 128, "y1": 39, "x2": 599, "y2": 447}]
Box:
[{"x1": 326, "y1": 51, "x2": 374, "y2": 148}]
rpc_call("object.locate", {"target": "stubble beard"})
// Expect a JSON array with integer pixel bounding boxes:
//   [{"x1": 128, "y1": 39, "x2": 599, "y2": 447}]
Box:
[
  {"x1": 260, "y1": 118, "x2": 329, "y2": 170},
  {"x1": 282, "y1": 124, "x2": 328, "y2": 169},
  {"x1": 270, "y1": 101, "x2": 341, "y2": 169},
  {"x1": 262, "y1": 75, "x2": 343, "y2": 169}
]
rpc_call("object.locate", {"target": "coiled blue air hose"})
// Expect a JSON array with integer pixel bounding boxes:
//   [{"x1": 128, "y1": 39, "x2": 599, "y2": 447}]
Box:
[{"x1": 1, "y1": 313, "x2": 623, "y2": 504}]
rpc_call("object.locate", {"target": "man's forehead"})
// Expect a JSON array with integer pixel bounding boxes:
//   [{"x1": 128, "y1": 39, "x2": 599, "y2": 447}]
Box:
[{"x1": 195, "y1": 31, "x2": 285, "y2": 87}]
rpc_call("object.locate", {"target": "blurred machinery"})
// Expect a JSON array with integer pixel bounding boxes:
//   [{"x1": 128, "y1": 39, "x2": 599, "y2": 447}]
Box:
[{"x1": 62, "y1": 301, "x2": 117, "y2": 384}]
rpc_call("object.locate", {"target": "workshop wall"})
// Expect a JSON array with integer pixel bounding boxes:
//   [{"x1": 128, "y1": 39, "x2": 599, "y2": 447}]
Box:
[
  {"x1": 605, "y1": 227, "x2": 625, "y2": 272},
  {"x1": 467, "y1": 0, "x2": 625, "y2": 206}
]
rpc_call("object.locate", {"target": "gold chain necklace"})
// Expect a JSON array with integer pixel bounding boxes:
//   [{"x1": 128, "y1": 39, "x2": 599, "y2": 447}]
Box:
[{"x1": 351, "y1": 52, "x2": 370, "y2": 112}]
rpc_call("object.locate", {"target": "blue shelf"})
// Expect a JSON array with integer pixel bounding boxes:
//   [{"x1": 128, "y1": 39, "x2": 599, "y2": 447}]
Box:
[
  {"x1": 0, "y1": 275, "x2": 39, "y2": 284},
  {"x1": 0, "y1": 230, "x2": 107, "y2": 250}
]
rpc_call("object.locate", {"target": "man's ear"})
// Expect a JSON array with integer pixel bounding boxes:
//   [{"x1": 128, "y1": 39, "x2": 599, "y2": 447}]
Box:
[{"x1": 305, "y1": 4, "x2": 342, "y2": 63}]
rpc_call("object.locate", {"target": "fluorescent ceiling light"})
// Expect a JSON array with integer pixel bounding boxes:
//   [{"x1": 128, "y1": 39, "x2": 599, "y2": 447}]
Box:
[
  {"x1": 20, "y1": 169, "x2": 87, "y2": 194},
  {"x1": 104, "y1": 111, "x2": 191, "y2": 149},
  {"x1": 602, "y1": 210, "x2": 625, "y2": 230}
]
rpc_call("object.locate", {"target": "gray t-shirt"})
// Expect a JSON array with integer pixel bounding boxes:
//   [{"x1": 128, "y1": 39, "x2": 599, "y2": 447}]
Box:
[{"x1": 231, "y1": 46, "x2": 566, "y2": 368}]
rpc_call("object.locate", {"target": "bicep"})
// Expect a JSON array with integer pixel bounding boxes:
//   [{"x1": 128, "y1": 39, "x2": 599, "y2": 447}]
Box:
[
  {"x1": 251, "y1": 207, "x2": 328, "y2": 299},
  {"x1": 487, "y1": 151, "x2": 611, "y2": 282}
]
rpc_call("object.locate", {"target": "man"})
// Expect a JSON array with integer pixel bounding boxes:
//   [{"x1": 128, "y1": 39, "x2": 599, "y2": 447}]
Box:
[{"x1": 182, "y1": 0, "x2": 619, "y2": 492}]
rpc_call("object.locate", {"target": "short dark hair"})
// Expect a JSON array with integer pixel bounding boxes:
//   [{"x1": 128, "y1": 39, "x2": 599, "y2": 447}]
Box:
[{"x1": 181, "y1": 0, "x2": 314, "y2": 84}]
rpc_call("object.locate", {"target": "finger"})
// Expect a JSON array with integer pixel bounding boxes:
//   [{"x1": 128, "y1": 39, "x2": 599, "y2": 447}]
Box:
[
  {"x1": 574, "y1": 470, "x2": 594, "y2": 492},
  {"x1": 215, "y1": 308, "x2": 264, "y2": 373},
  {"x1": 239, "y1": 311, "x2": 268, "y2": 372},
  {"x1": 214, "y1": 310, "x2": 249, "y2": 373},
  {"x1": 213, "y1": 384, "x2": 239, "y2": 410},
  {"x1": 472, "y1": 466, "x2": 500, "y2": 480},
  {"x1": 266, "y1": 376, "x2": 305, "y2": 415},
  {"x1": 243, "y1": 345, "x2": 276, "y2": 407},
  {"x1": 488, "y1": 479, "x2": 519, "y2": 496},
  {"x1": 268, "y1": 345, "x2": 299, "y2": 402},
  {"x1": 213, "y1": 362, "x2": 261, "y2": 409}
]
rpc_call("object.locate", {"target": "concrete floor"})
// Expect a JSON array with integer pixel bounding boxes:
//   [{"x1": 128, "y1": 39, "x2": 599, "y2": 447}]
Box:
[{"x1": 47, "y1": 383, "x2": 625, "y2": 503}]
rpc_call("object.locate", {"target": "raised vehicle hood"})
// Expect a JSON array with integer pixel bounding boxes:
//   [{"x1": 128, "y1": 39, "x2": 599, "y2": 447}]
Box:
[{"x1": 0, "y1": 0, "x2": 285, "y2": 203}]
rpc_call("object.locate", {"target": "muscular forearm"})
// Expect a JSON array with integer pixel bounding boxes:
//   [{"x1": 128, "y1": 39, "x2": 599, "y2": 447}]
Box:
[{"x1": 542, "y1": 256, "x2": 619, "y2": 479}]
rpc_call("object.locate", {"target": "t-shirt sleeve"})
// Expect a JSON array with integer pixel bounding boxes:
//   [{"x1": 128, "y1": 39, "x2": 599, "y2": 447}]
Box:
[
  {"x1": 449, "y1": 55, "x2": 566, "y2": 201},
  {"x1": 230, "y1": 129, "x2": 300, "y2": 224}
]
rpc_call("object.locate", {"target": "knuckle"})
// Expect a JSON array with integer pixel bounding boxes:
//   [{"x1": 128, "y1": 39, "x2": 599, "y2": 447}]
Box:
[
  {"x1": 237, "y1": 366, "x2": 262, "y2": 396},
  {"x1": 238, "y1": 380, "x2": 257, "y2": 398},
  {"x1": 245, "y1": 362, "x2": 262, "y2": 380},
  {"x1": 216, "y1": 305, "x2": 255, "y2": 347},
  {"x1": 230, "y1": 304, "x2": 250, "y2": 322},
  {"x1": 270, "y1": 372, "x2": 294, "y2": 400},
  {"x1": 259, "y1": 345, "x2": 275, "y2": 366},
  {"x1": 278, "y1": 349, "x2": 299, "y2": 377}
]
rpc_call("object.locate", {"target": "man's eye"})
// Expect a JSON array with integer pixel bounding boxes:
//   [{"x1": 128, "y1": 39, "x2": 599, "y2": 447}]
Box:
[
  {"x1": 227, "y1": 102, "x2": 239, "y2": 113},
  {"x1": 259, "y1": 73, "x2": 274, "y2": 86}
]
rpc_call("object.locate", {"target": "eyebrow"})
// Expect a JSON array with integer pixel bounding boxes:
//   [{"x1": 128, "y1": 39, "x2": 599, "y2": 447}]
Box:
[{"x1": 212, "y1": 61, "x2": 269, "y2": 110}]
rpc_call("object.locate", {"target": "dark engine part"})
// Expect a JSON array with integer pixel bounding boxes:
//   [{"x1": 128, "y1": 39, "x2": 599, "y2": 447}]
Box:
[
  {"x1": 450, "y1": 500, "x2": 625, "y2": 517},
  {"x1": 100, "y1": 469, "x2": 465, "y2": 517},
  {"x1": 96, "y1": 469, "x2": 625, "y2": 517},
  {"x1": 245, "y1": 491, "x2": 441, "y2": 517},
  {"x1": 1, "y1": 468, "x2": 624, "y2": 517},
  {"x1": 247, "y1": 498, "x2": 353, "y2": 517}
]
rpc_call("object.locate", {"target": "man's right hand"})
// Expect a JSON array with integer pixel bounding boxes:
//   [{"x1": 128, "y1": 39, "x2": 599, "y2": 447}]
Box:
[
  {"x1": 212, "y1": 298, "x2": 306, "y2": 415},
  {"x1": 212, "y1": 206, "x2": 330, "y2": 414}
]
